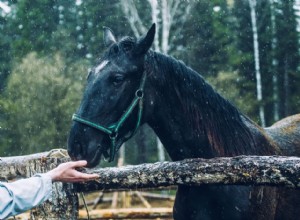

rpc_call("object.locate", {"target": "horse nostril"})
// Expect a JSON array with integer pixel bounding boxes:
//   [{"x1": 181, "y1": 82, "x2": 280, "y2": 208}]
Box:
[
  {"x1": 68, "y1": 139, "x2": 85, "y2": 160},
  {"x1": 75, "y1": 142, "x2": 85, "y2": 159}
]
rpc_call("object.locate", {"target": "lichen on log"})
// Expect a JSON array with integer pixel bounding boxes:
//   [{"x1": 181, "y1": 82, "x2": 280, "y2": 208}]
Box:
[
  {"x1": 2, "y1": 152, "x2": 300, "y2": 219},
  {"x1": 76, "y1": 155, "x2": 300, "y2": 192}
]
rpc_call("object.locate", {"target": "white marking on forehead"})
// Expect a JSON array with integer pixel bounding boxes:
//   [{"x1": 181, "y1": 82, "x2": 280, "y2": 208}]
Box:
[{"x1": 95, "y1": 60, "x2": 109, "y2": 73}]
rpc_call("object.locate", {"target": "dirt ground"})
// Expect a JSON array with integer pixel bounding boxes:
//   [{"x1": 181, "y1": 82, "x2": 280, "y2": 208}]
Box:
[{"x1": 78, "y1": 189, "x2": 176, "y2": 220}]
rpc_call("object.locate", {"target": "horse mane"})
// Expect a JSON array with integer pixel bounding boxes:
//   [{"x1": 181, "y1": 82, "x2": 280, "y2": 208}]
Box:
[{"x1": 147, "y1": 51, "x2": 271, "y2": 156}]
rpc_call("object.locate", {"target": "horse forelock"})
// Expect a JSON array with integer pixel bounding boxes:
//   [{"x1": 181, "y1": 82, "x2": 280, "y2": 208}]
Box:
[
  {"x1": 148, "y1": 52, "x2": 265, "y2": 156},
  {"x1": 103, "y1": 36, "x2": 136, "y2": 59}
]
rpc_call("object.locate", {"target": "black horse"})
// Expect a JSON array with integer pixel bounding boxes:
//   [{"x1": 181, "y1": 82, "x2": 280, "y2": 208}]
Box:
[{"x1": 68, "y1": 24, "x2": 300, "y2": 220}]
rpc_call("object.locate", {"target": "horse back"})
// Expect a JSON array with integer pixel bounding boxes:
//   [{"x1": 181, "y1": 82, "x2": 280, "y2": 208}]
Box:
[{"x1": 265, "y1": 114, "x2": 300, "y2": 156}]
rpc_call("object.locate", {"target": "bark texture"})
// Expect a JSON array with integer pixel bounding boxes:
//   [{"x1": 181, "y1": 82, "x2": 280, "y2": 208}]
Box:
[
  {"x1": 76, "y1": 156, "x2": 300, "y2": 192},
  {"x1": 2, "y1": 153, "x2": 300, "y2": 219}
]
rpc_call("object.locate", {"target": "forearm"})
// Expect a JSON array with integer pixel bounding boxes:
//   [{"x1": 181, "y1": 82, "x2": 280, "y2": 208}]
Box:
[{"x1": 0, "y1": 174, "x2": 52, "y2": 219}]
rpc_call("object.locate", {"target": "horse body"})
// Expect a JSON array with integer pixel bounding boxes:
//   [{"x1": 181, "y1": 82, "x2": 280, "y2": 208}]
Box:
[
  {"x1": 144, "y1": 51, "x2": 300, "y2": 220},
  {"x1": 266, "y1": 114, "x2": 300, "y2": 156},
  {"x1": 68, "y1": 24, "x2": 300, "y2": 220}
]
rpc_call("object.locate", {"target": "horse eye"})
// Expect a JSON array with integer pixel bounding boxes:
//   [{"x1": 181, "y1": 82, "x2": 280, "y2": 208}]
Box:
[{"x1": 111, "y1": 74, "x2": 124, "y2": 85}]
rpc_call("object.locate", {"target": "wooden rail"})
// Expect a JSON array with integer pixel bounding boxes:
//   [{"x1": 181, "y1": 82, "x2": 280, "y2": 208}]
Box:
[{"x1": 2, "y1": 150, "x2": 300, "y2": 219}]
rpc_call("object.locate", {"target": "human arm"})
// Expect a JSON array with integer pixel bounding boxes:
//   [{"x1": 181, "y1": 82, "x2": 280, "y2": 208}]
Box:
[
  {"x1": 0, "y1": 160, "x2": 99, "y2": 219},
  {"x1": 0, "y1": 173, "x2": 52, "y2": 219}
]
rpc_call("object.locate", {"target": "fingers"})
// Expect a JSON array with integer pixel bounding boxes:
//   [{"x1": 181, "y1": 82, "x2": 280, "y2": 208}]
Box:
[
  {"x1": 69, "y1": 160, "x2": 100, "y2": 180},
  {"x1": 73, "y1": 171, "x2": 99, "y2": 180},
  {"x1": 52, "y1": 160, "x2": 99, "y2": 183},
  {"x1": 68, "y1": 160, "x2": 88, "y2": 168}
]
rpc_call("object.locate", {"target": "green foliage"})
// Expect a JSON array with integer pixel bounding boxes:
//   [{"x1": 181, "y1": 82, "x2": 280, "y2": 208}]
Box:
[
  {"x1": 182, "y1": 0, "x2": 235, "y2": 76},
  {"x1": 275, "y1": 0, "x2": 300, "y2": 117},
  {"x1": 11, "y1": 0, "x2": 60, "y2": 56},
  {"x1": 0, "y1": 14, "x2": 12, "y2": 92},
  {"x1": 232, "y1": 0, "x2": 300, "y2": 125},
  {"x1": 76, "y1": 0, "x2": 129, "y2": 59},
  {"x1": 207, "y1": 71, "x2": 258, "y2": 121},
  {"x1": 0, "y1": 0, "x2": 299, "y2": 159},
  {"x1": 0, "y1": 53, "x2": 88, "y2": 156}
]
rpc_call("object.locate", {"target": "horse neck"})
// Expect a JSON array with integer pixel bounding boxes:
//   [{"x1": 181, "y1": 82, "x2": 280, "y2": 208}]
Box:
[{"x1": 145, "y1": 52, "x2": 277, "y2": 160}]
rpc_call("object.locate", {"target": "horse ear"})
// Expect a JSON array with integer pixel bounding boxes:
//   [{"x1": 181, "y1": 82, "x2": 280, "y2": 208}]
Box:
[
  {"x1": 134, "y1": 23, "x2": 156, "y2": 55},
  {"x1": 103, "y1": 26, "x2": 117, "y2": 47}
]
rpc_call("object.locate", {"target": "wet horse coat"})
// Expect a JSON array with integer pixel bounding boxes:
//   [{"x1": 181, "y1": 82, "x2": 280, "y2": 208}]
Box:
[{"x1": 68, "y1": 24, "x2": 300, "y2": 219}]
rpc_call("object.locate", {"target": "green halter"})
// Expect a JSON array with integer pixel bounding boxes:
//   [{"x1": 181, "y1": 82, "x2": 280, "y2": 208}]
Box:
[{"x1": 72, "y1": 71, "x2": 147, "y2": 162}]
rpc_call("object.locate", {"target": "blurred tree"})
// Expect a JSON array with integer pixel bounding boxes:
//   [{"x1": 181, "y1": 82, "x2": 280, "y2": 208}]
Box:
[
  {"x1": 233, "y1": 0, "x2": 300, "y2": 125},
  {"x1": 76, "y1": 0, "x2": 129, "y2": 60},
  {"x1": 248, "y1": 0, "x2": 265, "y2": 127},
  {"x1": 0, "y1": 0, "x2": 299, "y2": 160},
  {"x1": 182, "y1": 0, "x2": 234, "y2": 76},
  {"x1": 275, "y1": 0, "x2": 300, "y2": 118},
  {"x1": 0, "y1": 53, "x2": 88, "y2": 156},
  {"x1": 11, "y1": 0, "x2": 60, "y2": 57},
  {"x1": 119, "y1": 0, "x2": 194, "y2": 162},
  {"x1": 207, "y1": 71, "x2": 254, "y2": 114},
  {"x1": 232, "y1": 0, "x2": 259, "y2": 122},
  {"x1": 0, "y1": 4, "x2": 12, "y2": 93}
]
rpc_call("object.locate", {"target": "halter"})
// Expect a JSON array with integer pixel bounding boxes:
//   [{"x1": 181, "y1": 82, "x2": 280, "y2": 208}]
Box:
[{"x1": 72, "y1": 70, "x2": 147, "y2": 162}]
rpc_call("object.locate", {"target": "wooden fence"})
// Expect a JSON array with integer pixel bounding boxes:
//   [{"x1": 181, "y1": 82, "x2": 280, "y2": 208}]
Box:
[{"x1": 1, "y1": 149, "x2": 300, "y2": 219}]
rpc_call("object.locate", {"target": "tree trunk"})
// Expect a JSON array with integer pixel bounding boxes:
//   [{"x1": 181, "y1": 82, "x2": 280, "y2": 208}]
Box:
[
  {"x1": 249, "y1": 0, "x2": 265, "y2": 127},
  {"x1": 157, "y1": 137, "x2": 165, "y2": 162},
  {"x1": 270, "y1": 0, "x2": 279, "y2": 122},
  {"x1": 135, "y1": 127, "x2": 147, "y2": 163},
  {"x1": 120, "y1": 1, "x2": 192, "y2": 162},
  {"x1": 148, "y1": 0, "x2": 160, "y2": 51},
  {"x1": 284, "y1": 57, "x2": 290, "y2": 116}
]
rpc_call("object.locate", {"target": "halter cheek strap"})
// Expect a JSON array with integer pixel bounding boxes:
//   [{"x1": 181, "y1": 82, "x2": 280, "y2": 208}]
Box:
[{"x1": 72, "y1": 71, "x2": 147, "y2": 162}]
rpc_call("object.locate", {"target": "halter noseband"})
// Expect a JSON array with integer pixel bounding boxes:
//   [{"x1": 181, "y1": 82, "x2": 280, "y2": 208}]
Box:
[{"x1": 72, "y1": 70, "x2": 147, "y2": 162}]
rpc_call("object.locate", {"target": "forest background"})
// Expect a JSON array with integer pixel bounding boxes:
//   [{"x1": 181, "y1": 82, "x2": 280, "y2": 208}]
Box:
[{"x1": 0, "y1": 0, "x2": 299, "y2": 166}]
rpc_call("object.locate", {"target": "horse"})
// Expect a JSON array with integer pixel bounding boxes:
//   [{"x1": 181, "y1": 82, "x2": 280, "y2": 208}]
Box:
[{"x1": 68, "y1": 24, "x2": 300, "y2": 220}]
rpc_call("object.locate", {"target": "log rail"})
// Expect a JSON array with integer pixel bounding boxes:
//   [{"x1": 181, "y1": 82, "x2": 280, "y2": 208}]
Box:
[{"x1": 1, "y1": 150, "x2": 300, "y2": 219}]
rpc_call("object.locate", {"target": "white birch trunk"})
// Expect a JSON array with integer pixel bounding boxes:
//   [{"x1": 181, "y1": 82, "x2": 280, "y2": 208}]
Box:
[
  {"x1": 249, "y1": 0, "x2": 266, "y2": 127},
  {"x1": 157, "y1": 137, "x2": 166, "y2": 162},
  {"x1": 284, "y1": 58, "x2": 290, "y2": 116},
  {"x1": 120, "y1": 0, "x2": 192, "y2": 161},
  {"x1": 120, "y1": 0, "x2": 146, "y2": 38},
  {"x1": 148, "y1": 0, "x2": 160, "y2": 51},
  {"x1": 161, "y1": 0, "x2": 170, "y2": 54},
  {"x1": 270, "y1": 0, "x2": 279, "y2": 122}
]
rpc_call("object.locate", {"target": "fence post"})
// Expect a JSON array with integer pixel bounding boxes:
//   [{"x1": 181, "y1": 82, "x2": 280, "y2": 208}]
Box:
[
  {"x1": 30, "y1": 182, "x2": 78, "y2": 219},
  {"x1": 0, "y1": 150, "x2": 79, "y2": 219}
]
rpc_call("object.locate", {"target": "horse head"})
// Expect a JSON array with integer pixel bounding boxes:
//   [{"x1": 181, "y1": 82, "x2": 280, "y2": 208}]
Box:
[{"x1": 68, "y1": 24, "x2": 155, "y2": 167}]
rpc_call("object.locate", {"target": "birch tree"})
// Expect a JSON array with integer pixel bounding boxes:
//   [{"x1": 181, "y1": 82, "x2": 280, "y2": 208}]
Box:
[
  {"x1": 269, "y1": 0, "x2": 279, "y2": 122},
  {"x1": 248, "y1": 0, "x2": 266, "y2": 127},
  {"x1": 120, "y1": 0, "x2": 192, "y2": 161},
  {"x1": 275, "y1": 0, "x2": 300, "y2": 117}
]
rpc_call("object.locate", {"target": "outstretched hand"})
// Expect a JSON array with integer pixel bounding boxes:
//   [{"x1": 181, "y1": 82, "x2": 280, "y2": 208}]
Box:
[{"x1": 47, "y1": 160, "x2": 99, "y2": 183}]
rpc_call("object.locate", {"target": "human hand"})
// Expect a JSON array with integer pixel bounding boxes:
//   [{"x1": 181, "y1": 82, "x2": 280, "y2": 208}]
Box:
[{"x1": 47, "y1": 160, "x2": 99, "y2": 183}]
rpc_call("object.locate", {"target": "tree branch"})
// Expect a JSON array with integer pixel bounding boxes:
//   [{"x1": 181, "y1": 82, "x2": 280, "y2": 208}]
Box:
[{"x1": 120, "y1": 0, "x2": 147, "y2": 38}]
